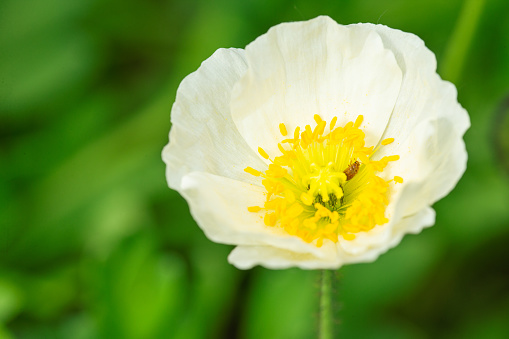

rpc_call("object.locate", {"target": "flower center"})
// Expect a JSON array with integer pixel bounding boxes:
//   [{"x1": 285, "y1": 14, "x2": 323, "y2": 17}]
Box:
[{"x1": 245, "y1": 115, "x2": 403, "y2": 247}]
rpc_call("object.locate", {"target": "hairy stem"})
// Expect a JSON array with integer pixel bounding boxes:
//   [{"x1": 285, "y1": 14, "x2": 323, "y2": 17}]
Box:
[{"x1": 319, "y1": 270, "x2": 334, "y2": 339}]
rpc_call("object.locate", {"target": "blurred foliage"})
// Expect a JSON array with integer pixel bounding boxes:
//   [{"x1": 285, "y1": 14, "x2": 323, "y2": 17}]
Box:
[{"x1": 1, "y1": 0, "x2": 509, "y2": 338}]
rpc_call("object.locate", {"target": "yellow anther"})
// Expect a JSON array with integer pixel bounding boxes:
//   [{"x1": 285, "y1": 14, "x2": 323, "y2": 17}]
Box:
[
  {"x1": 264, "y1": 213, "x2": 277, "y2": 226},
  {"x1": 301, "y1": 130, "x2": 312, "y2": 146},
  {"x1": 293, "y1": 126, "x2": 300, "y2": 140},
  {"x1": 266, "y1": 164, "x2": 287, "y2": 178},
  {"x1": 330, "y1": 116, "x2": 338, "y2": 130},
  {"x1": 303, "y1": 218, "x2": 317, "y2": 230},
  {"x1": 314, "y1": 114, "x2": 323, "y2": 124},
  {"x1": 330, "y1": 211, "x2": 339, "y2": 223},
  {"x1": 274, "y1": 155, "x2": 289, "y2": 166},
  {"x1": 258, "y1": 147, "x2": 270, "y2": 159},
  {"x1": 284, "y1": 190, "x2": 295, "y2": 203},
  {"x1": 286, "y1": 203, "x2": 304, "y2": 218},
  {"x1": 300, "y1": 193, "x2": 314, "y2": 205},
  {"x1": 354, "y1": 115, "x2": 364, "y2": 128},
  {"x1": 381, "y1": 138, "x2": 394, "y2": 145},
  {"x1": 313, "y1": 121, "x2": 326, "y2": 138},
  {"x1": 279, "y1": 123, "x2": 288, "y2": 136},
  {"x1": 277, "y1": 143, "x2": 286, "y2": 154},
  {"x1": 244, "y1": 167, "x2": 261, "y2": 176},
  {"x1": 247, "y1": 115, "x2": 398, "y2": 247},
  {"x1": 343, "y1": 233, "x2": 356, "y2": 241}
]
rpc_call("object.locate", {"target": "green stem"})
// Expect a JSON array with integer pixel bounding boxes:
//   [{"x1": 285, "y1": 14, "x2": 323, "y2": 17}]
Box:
[
  {"x1": 319, "y1": 270, "x2": 333, "y2": 339},
  {"x1": 441, "y1": 0, "x2": 486, "y2": 83}
]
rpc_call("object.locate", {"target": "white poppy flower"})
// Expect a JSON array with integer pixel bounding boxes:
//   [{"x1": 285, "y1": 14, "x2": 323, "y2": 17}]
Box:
[{"x1": 162, "y1": 16, "x2": 469, "y2": 270}]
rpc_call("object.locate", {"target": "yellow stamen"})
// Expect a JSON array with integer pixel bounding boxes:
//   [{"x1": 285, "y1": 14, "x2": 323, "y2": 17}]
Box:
[
  {"x1": 343, "y1": 233, "x2": 356, "y2": 241},
  {"x1": 300, "y1": 193, "x2": 314, "y2": 206},
  {"x1": 354, "y1": 115, "x2": 364, "y2": 128},
  {"x1": 382, "y1": 137, "x2": 394, "y2": 145},
  {"x1": 258, "y1": 147, "x2": 270, "y2": 159},
  {"x1": 246, "y1": 115, "x2": 401, "y2": 246},
  {"x1": 279, "y1": 123, "x2": 288, "y2": 136},
  {"x1": 330, "y1": 116, "x2": 337, "y2": 130},
  {"x1": 266, "y1": 164, "x2": 287, "y2": 178},
  {"x1": 248, "y1": 206, "x2": 262, "y2": 212},
  {"x1": 293, "y1": 126, "x2": 300, "y2": 140},
  {"x1": 264, "y1": 213, "x2": 277, "y2": 226},
  {"x1": 287, "y1": 203, "x2": 304, "y2": 218},
  {"x1": 244, "y1": 167, "x2": 261, "y2": 176}
]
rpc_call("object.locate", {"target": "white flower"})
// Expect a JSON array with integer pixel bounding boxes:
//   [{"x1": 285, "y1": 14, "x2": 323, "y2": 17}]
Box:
[{"x1": 162, "y1": 16, "x2": 469, "y2": 270}]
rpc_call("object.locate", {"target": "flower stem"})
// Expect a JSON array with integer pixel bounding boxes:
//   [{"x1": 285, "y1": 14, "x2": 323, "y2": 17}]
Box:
[{"x1": 319, "y1": 270, "x2": 334, "y2": 339}]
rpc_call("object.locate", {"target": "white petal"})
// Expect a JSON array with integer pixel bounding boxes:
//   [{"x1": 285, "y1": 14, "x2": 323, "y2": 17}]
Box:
[
  {"x1": 363, "y1": 23, "x2": 469, "y2": 141},
  {"x1": 353, "y1": 24, "x2": 469, "y2": 215},
  {"x1": 338, "y1": 206, "x2": 436, "y2": 264},
  {"x1": 180, "y1": 171, "x2": 334, "y2": 259},
  {"x1": 162, "y1": 48, "x2": 266, "y2": 190},
  {"x1": 228, "y1": 243, "x2": 341, "y2": 270},
  {"x1": 231, "y1": 16, "x2": 402, "y2": 159},
  {"x1": 383, "y1": 118, "x2": 467, "y2": 216}
]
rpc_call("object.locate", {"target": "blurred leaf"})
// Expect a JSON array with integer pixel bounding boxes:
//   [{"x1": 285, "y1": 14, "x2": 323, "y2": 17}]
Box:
[
  {"x1": 172, "y1": 242, "x2": 239, "y2": 339},
  {"x1": 57, "y1": 313, "x2": 97, "y2": 339},
  {"x1": 84, "y1": 188, "x2": 146, "y2": 258},
  {"x1": 0, "y1": 325, "x2": 14, "y2": 339},
  {"x1": 91, "y1": 235, "x2": 188, "y2": 339},
  {"x1": 0, "y1": 0, "x2": 92, "y2": 45},
  {"x1": 21, "y1": 266, "x2": 77, "y2": 321},
  {"x1": 0, "y1": 279, "x2": 23, "y2": 323},
  {"x1": 0, "y1": 30, "x2": 99, "y2": 115},
  {"x1": 453, "y1": 299, "x2": 509, "y2": 339}
]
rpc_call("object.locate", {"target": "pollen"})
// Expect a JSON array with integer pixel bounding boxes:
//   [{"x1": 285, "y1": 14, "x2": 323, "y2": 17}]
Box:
[{"x1": 244, "y1": 115, "x2": 402, "y2": 247}]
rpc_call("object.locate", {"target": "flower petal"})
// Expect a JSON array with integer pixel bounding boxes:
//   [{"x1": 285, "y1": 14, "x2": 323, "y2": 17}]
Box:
[
  {"x1": 383, "y1": 118, "x2": 467, "y2": 216},
  {"x1": 180, "y1": 171, "x2": 334, "y2": 259},
  {"x1": 162, "y1": 48, "x2": 266, "y2": 190},
  {"x1": 365, "y1": 23, "x2": 470, "y2": 140},
  {"x1": 231, "y1": 16, "x2": 402, "y2": 159},
  {"x1": 228, "y1": 243, "x2": 341, "y2": 270},
  {"x1": 338, "y1": 206, "x2": 436, "y2": 263},
  {"x1": 356, "y1": 23, "x2": 469, "y2": 214}
]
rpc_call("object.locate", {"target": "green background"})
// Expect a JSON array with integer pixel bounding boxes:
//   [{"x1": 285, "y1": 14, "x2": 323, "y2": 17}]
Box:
[{"x1": 1, "y1": 0, "x2": 509, "y2": 338}]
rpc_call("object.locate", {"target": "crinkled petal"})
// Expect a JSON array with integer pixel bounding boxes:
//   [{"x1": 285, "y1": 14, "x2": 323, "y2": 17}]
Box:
[
  {"x1": 162, "y1": 48, "x2": 266, "y2": 190},
  {"x1": 180, "y1": 171, "x2": 335, "y2": 259},
  {"x1": 338, "y1": 206, "x2": 435, "y2": 263},
  {"x1": 364, "y1": 23, "x2": 470, "y2": 140},
  {"x1": 337, "y1": 119, "x2": 460, "y2": 260},
  {"x1": 355, "y1": 23, "x2": 469, "y2": 214},
  {"x1": 384, "y1": 118, "x2": 467, "y2": 215},
  {"x1": 231, "y1": 16, "x2": 402, "y2": 159},
  {"x1": 329, "y1": 24, "x2": 469, "y2": 263},
  {"x1": 228, "y1": 243, "x2": 341, "y2": 270}
]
